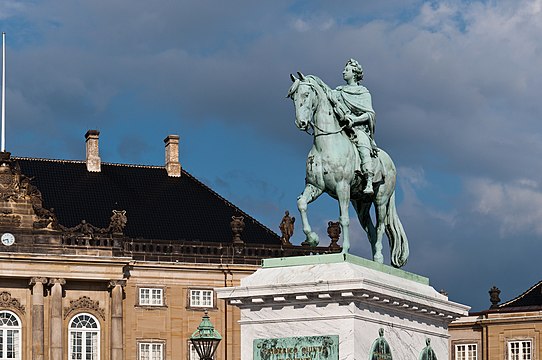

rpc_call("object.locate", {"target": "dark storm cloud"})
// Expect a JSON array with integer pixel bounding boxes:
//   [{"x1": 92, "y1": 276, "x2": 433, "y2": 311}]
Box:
[{"x1": 2, "y1": 0, "x2": 542, "y2": 311}]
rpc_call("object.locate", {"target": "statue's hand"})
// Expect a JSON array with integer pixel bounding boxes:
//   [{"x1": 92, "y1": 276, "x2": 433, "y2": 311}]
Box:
[{"x1": 344, "y1": 114, "x2": 355, "y2": 128}]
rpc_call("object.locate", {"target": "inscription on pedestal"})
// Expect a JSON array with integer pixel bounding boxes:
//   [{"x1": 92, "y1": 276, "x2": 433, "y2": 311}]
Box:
[{"x1": 254, "y1": 335, "x2": 339, "y2": 360}]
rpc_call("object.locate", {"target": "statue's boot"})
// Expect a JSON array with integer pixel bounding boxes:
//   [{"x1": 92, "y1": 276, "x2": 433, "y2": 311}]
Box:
[
  {"x1": 361, "y1": 161, "x2": 374, "y2": 195},
  {"x1": 363, "y1": 172, "x2": 374, "y2": 195}
]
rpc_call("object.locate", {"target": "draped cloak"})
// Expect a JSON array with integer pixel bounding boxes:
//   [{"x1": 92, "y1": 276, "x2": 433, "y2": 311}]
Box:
[{"x1": 333, "y1": 84, "x2": 376, "y2": 140}]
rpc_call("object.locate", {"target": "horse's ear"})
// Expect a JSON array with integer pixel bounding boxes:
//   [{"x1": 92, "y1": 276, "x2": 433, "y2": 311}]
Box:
[
  {"x1": 297, "y1": 72, "x2": 305, "y2": 80},
  {"x1": 286, "y1": 78, "x2": 299, "y2": 98},
  {"x1": 290, "y1": 73, "x2": 297, "y2": 82}
]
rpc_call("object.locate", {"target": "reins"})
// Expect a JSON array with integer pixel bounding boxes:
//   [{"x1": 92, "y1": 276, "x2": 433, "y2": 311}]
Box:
[
  {"x1": 311, "y1": 120, "x2": 346, "y2": 136},
  {"x1": 301, "y1": 79, "x2": 346, "y2": 137}
]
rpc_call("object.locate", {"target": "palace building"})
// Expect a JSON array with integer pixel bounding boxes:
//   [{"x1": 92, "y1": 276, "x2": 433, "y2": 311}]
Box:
[
  {"x1": 449, "y1": 284, "x2": 542, "y2": 360},
  {"x1": 0, "y1": 130, "x2": 335, "y2": 360}
]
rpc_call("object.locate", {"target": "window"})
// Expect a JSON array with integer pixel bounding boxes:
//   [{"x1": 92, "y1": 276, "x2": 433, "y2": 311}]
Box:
[
  {"x1": 508, "y1": 340, "x2": 532, "y2": 360},
  {"x1": 0, "y1": 311, "x2": 21, "y2": 360},
  {"x1": 139, "y1": 342, "x2": 163, "y2": 360},
  {"x1": 139, "y1": 288, "x2": 163, "y2": 306},
  {"x1": 189, "y1": 290, "x2": 213, "y2": 308},
  {"x1": 69, "y1": 313, "x2": 100, "y2": 360},
  {"x1": 455, "y1": 344, "x2": 477, "y2": 360}
]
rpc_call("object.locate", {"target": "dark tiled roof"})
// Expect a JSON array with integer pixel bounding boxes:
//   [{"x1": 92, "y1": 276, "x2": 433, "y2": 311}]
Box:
[
  {"x1": 15, "y1": 157, "x2": 281, "y2": 245},
  {"x1": 497, "y1": 281, "x2": 542, "y2": 309}
]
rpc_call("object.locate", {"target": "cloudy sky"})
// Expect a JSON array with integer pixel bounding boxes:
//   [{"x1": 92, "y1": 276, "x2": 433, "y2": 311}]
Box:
[{"x1": 2, "y1": 0, "x2": 542, "y2": 311}]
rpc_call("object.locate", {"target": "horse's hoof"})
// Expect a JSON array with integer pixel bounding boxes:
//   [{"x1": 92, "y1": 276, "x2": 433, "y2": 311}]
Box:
[
  {"x1": 373, "y1": 254, "x2": 384, "y2": 263},
  {"x1": 307, "y1": 232, "x2": 319, "y2": 246}
]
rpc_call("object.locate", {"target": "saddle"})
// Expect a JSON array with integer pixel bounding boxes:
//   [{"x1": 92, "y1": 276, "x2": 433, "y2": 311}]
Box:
[{"x1": 355, "y1": 152, "x2": 386, "y2": 184}]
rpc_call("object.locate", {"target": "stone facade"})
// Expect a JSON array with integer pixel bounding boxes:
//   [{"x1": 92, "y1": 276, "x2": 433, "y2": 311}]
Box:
[
  {"x1": 449, "y1": 283, "x2": 542, "y2": 360},
  {"x1": 0, "y1": 252, "x2": 256, "y2": 360}
]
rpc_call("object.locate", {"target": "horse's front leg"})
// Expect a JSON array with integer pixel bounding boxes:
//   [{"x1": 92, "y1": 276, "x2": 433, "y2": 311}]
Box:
[
  {"x1": 297, "y1": 183, "x2": 323, "y2": 246},
  {"x1": 336, "y1": 181, "x2": 352, "y2": 254}
]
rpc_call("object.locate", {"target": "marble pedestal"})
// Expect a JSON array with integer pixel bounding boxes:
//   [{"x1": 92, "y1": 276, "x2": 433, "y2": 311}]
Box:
[{"x1": 216, "y1": 253, "x2": 469, "y2": 360}]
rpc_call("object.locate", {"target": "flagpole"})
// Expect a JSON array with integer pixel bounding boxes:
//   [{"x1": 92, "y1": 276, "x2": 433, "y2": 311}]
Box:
[{"x1": 1, "y1": 32, "x2": 5, "y2": 152}]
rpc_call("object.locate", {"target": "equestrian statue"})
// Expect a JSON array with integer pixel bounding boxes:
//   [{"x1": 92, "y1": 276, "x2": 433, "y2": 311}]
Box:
[{"x1": 287, "y1": 59, "x2": 409, "y2": 268}]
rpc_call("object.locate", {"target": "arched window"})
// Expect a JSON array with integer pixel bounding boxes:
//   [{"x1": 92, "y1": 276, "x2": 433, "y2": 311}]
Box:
[
  {"x1": 68, "y1": 313, "x2": 100, "y2": 360},
  {"x1": 0, "y1": 311, "x2": 21, "y2": 360}
]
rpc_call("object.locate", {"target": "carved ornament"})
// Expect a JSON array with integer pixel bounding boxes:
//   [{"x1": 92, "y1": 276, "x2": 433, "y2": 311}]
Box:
[
  {"x1": 108, "y1": 279, "x2": 127, "y2": 289},
  {"x1": 0, "y1": 214, "x2": 21, "y2": 227},
  {"x1": 0, "y1": 291, "x2": 25, "y2": 314},
  {"x1": 107, "y1": 210, "x2": 127, "y2": 234},
  {"x1": 48, "y1": 278, "x2": 66, "y2": 286},
  {"x1": 231, "y1": 215, "x2": 245, "y2": 245},
  {"x1": 60, "y1": 210, "x2": 128, "y2": 240},
  {"x1": 64, "y1": 296, "x2": 105, "y2": 320},
  {"x1": 0, "y1": 153, "x2": 59, "y2": 230},
  {"x1": 29, "y1": 277, "x2": 48, "y2": 286},
  {"x1": 327, "y1": 221, "x2": 341, "y2": 251},
  {"x1": 279, "y1": 210, "x2": 295, "y2": 246}
]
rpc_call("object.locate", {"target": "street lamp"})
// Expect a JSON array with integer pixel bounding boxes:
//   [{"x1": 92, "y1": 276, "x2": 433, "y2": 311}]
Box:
[{"x1": 190, "y1": 310, "x2": 222, "y2": 360}]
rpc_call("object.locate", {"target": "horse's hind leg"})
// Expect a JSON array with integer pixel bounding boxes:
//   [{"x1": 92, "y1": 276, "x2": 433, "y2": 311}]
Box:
[
  {"x1": 373, "y1": 203, "x2": 387, "y2": 263},
  {"x1": 352, "y1": 200, "x2": 377, "y2": 256},
  {"x1": 297, "y1": 183, "x2": 323, "y2": 246}
]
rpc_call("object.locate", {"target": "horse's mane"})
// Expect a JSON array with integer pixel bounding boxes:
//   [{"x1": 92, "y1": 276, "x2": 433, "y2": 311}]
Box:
[
  {"x1": 306, "y1": 75, "x2": 330, "y2": 89},
  {"x1": 287, "y1": 74, "x2": 333, "y2": 102},
  {"x1": 306, "y1": 75, "x2": 333, "y2": 101}
]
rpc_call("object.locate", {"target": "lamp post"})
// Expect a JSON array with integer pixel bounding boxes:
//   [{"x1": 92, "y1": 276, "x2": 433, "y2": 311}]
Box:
[{"x1": 190, "y1": 310, "x2": 222, "y2": 360}]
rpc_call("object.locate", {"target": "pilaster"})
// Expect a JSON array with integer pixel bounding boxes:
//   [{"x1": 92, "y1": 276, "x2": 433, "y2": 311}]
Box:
[
  {"x1": 109, "y1": 280, "x2": 126, "y2": 360},
  {"x1": 29, "y1": 277, "x2": 48, "y2": 360},
  {"x1": 48, "y1": 278, "x2": 65, "y2": 360}
]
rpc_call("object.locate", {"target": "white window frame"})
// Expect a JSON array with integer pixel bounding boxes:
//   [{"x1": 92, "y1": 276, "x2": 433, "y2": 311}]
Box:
[
  {"x1": 138, "y1": 341, "x2": 164, "y2": 360},
  {"x1": 0, "y1": 310, "x2": 22, "y2": 360},
  {"x1": 139, "y1": 288, "x2": 164, "y2": 306},
  {"x1": 455, "y1": 343, "x2": 477, "y2": 360},
  {"x1": 68, "y1": 313, "x2": 100, "y2": 360},
  {"x1": 508, "y1": 340, "x2": 532, "y2": 360},
  {"x1": 189, "y1": 289, "x2": 213, "y2": 308}
]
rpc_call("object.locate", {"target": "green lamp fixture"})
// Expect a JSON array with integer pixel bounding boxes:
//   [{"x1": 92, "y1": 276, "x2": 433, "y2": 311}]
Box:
[{"x1": 190, "y1": 310, "x2": 222, "y2": 360}]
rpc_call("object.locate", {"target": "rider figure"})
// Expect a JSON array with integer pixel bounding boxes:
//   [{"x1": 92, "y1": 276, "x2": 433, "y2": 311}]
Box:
[{"x1": 330, "y1": 59, "x2": 377, "y2": 195}]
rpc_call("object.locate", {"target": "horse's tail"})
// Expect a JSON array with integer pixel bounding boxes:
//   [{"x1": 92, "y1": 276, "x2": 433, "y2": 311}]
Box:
[{"x1": 385, "y1": 191, "x2": 409, "y2": 268}]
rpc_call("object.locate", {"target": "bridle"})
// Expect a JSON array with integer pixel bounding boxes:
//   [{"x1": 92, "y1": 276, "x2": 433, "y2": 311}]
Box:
[{"x1": 293, "y1": 78, "x2": 347, "y2": 137}]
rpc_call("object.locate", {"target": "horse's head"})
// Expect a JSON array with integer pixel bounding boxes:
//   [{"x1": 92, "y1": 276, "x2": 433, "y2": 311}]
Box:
[{"x1": 287, "y1": 72, "x2": 317, "y2": 132}]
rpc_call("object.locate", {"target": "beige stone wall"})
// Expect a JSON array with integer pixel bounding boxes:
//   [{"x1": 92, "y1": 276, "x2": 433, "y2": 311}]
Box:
[
  {"x1": 125, "y1": 263, "x2": 255, "y2": 360},
  {"x1": 449, "y1": 317, "x2": 482, "y2": 360},
  {"x1": 450, "y1": 312, "x2": 542, "y2": 360},
  {"x1": 0, "y1": 253, "x2": 257, "y2": 360}
]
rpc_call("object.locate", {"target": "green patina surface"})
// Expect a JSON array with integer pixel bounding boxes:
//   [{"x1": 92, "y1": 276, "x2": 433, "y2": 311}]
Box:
[
  {"x1": 262, "y1": 253, "x2": 429, "y2": 285},
  {"x1": 254, "y1": 335, "x2": 339, "y2": 360},
  {"x1": 370, "y1": 329, "x2": 393, "y2": 360}
]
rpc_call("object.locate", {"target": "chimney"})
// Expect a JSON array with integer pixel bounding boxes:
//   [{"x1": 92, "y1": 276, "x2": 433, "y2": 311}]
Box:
[
  {"x1": 85, "y1": 130, "x2": 101, "y2": 172},
  {"x1": 164, "y1": 135, "x2": 181, "y2": 177}
]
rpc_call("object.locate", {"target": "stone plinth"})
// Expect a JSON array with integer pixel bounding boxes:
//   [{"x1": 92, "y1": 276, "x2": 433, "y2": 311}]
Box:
[{"x1": 216, "y1": 253, "x2": 469, "y2": 360}]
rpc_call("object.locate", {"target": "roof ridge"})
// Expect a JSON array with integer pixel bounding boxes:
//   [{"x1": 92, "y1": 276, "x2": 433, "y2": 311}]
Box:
[
  {"x1": 13, "y1": 156, "x2": 164, "y2": 169},
  {"x1": 180, "y1": 169, "x2": 280, "y2": 239},
  {"x1": 499, "y1": 280, "x2": 542, "y2": 308}
]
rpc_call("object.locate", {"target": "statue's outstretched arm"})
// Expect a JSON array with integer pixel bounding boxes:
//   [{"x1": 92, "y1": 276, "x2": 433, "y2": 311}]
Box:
[{"x1": 347, "y1": 112, "x2": 370, "y2": 126}]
